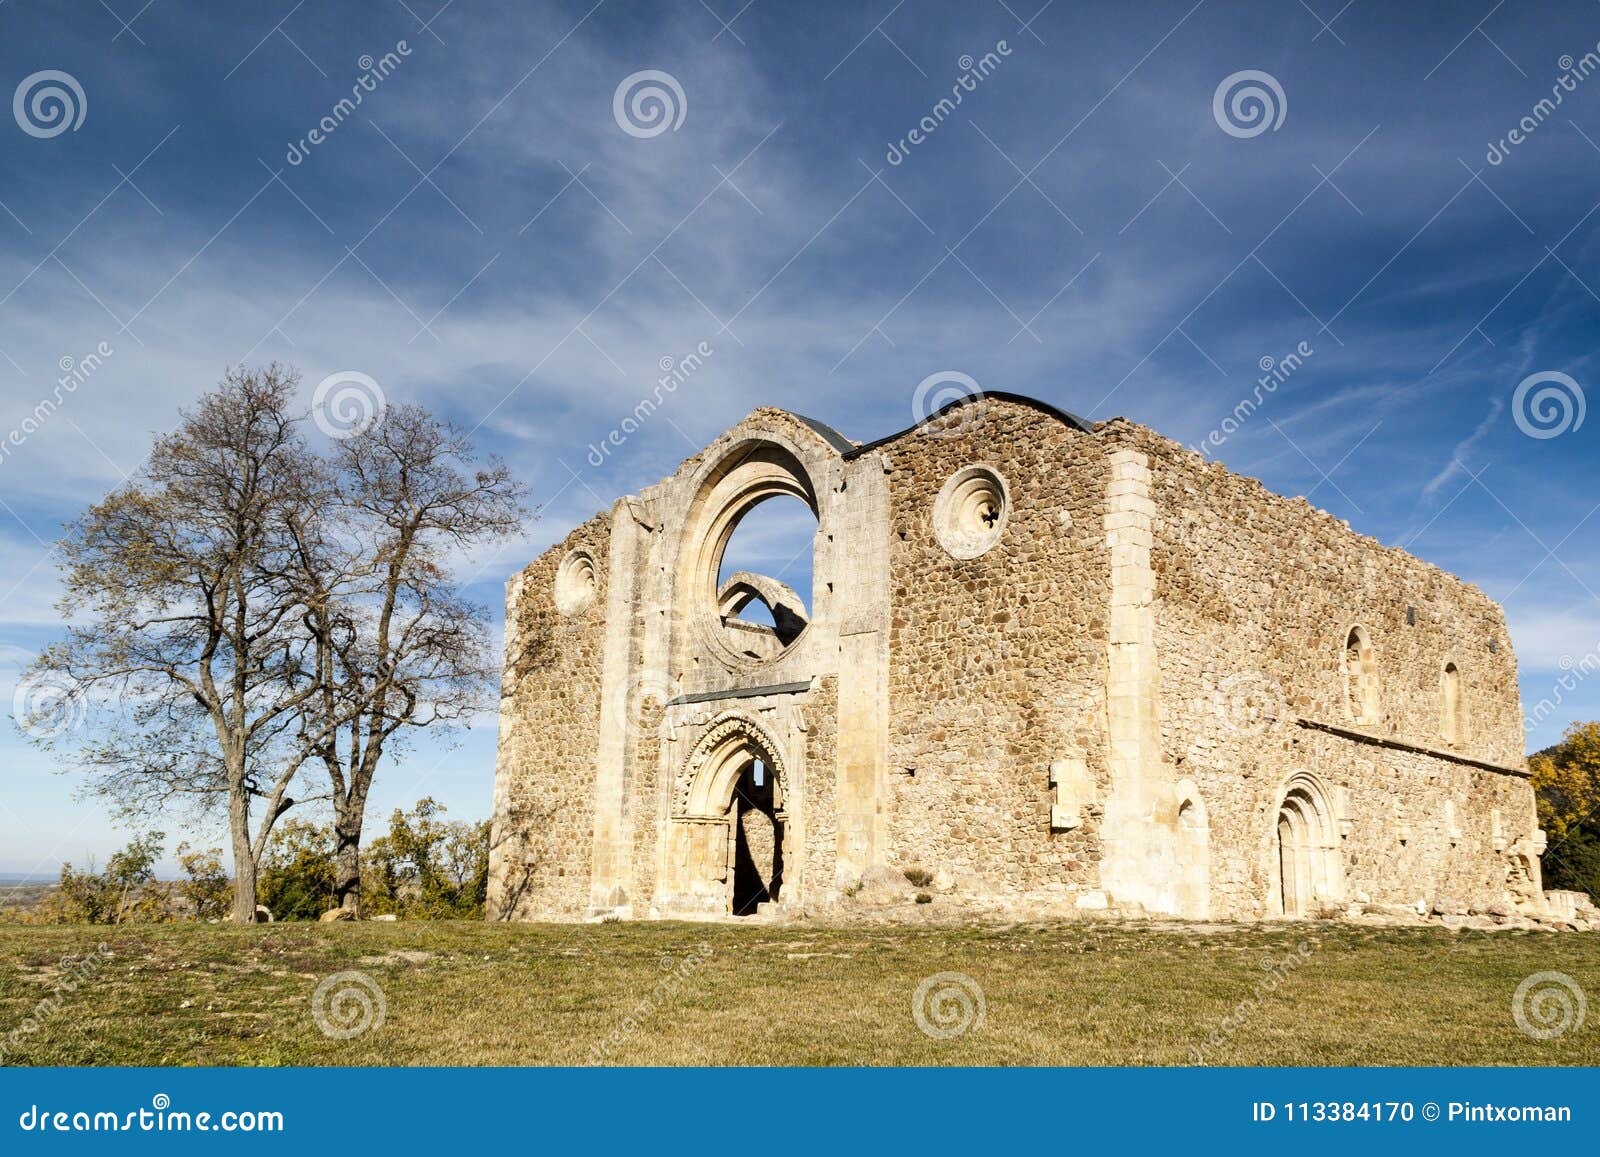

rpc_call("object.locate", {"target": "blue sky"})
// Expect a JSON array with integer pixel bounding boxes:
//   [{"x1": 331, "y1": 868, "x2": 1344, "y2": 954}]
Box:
[{"x1": 1, "y1": 0, "x2": 1598, "y2": 875}]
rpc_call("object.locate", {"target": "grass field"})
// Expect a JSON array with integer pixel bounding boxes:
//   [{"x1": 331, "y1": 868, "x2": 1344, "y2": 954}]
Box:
[{"x1": 0, "y1": 920, "x2": 1595, "y2": 1066}]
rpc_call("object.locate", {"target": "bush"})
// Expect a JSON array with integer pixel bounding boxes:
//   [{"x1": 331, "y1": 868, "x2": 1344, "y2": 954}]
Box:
[
  {"x1": 363, "y1": 798, "x2": 490, "y2": 919},
  {"x1": 902, "y1": 866, "x2": 933, "y2": 888},
  {"x1": 229, "y1": 800, "x2": 494, "y2": 921},
  {"x1": 175, "y1": 844, "x2": 231, "y2": 921},
  {"x1": 257, "y1": 819, "x2": 337, "y2": 920},
  {"x1": 36, "y1": 832, "x2": 169, "y2": 924},
  {"x1": 1542, "y1": 825, "x2": 1600, "y2": 903}
]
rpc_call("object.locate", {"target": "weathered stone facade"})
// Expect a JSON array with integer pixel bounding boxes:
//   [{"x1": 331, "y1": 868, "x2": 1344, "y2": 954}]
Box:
[{"x1": 487, "y1": 395, "x2": 1547, "y2": 923}]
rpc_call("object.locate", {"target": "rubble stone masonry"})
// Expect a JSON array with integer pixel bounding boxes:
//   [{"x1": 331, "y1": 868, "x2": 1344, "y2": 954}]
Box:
[{"x1": 487, "y1": 396, "x2": 1557, "y2": 926}]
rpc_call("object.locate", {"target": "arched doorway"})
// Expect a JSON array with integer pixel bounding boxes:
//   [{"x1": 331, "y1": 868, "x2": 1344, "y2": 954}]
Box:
[
  {"x1": 1273, "y1": 774, "x2": 1341, "y2": 917},
  {"x1": 731, "y1": 758, "x2": 784, "y2": 914},
  {"x1": 668, "y1": 713, "x2": 793, "y2": 917}
]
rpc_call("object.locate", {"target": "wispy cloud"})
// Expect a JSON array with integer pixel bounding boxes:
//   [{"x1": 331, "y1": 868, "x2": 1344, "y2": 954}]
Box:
[{"x1": 4, "y1": 0, "x2": 1600, "y2": 865}]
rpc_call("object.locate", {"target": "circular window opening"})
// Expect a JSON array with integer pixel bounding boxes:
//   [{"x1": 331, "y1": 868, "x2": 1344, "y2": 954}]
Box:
[
  {"x1": 933, "y1": 465, "x2": 1008, "y2": 559},
  {"x1": 553, "y1": 550, "x2": 598, "y2": 615},
  {"x1": 714, "y1": 494, "x2": 817, "y2": 662}
]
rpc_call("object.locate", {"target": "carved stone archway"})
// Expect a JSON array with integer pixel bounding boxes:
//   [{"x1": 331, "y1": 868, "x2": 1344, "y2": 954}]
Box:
[
  {"x1": 663, "y1": 712, "x2": 795, "y2": 916},
  {"x1": 678, "y1": 440, "x2": 821, "y2": 672},
  {"x1": 1272, "y1": 772, "x2": 1343, "y2": 917}
]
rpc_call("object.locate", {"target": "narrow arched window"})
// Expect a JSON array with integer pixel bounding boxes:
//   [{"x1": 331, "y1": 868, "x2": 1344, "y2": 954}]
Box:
[
  {"x1": 1343, "y1": 626, "x2": 1379, "y2": 724},
  {"x1": 1440, "y1": 661, "x2": 1463, "y2": 746}
]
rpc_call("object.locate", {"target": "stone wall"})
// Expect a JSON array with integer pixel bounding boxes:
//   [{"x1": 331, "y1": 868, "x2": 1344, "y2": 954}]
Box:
[
  {"x1": 486, "y1": 514, "x2": 611, "y2": 920},
  {"x1": 488, "y1": 398, "x2": 1544, "y2": 925},
  {"x1": 876, "y1": 400, "x2": 1110, "y2": 903},
  {"x1": 1121, "y1": 419, "x2": 1537, "y2": 919}
]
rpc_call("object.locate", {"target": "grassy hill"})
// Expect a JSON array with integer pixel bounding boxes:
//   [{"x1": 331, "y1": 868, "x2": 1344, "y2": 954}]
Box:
[{"x1": 0, "y1": 919, "x2": 1595, "y2": 1066}]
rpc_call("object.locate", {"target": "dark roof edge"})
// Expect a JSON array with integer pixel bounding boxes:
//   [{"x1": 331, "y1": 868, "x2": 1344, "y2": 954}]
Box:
[
  {"x1": 785, "y1": 412, "x2": 858, "y2": 455},
  {"x1": 666, "y1": 680, "x2": 813, "y2": 707},
  {"x1": 840, "y1": 392, "x2": 1096, "y2": 459}
]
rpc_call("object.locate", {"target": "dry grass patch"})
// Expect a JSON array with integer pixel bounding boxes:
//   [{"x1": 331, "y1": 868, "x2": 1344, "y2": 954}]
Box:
[{"x1": 0, "y1": 920, "x2": 1594, "y2": 1066}]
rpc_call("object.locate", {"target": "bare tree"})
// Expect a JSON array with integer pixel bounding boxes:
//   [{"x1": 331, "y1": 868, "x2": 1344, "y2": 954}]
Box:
[
  {"x1": 290, "y1": 404, "x2": 527, "y2": 914},
  {"x1": 26, "y1": 366, "x2": 327, "y2": 922},
  {"x1": 26, "y1": 368, "x2": 527, "y2": 921}
]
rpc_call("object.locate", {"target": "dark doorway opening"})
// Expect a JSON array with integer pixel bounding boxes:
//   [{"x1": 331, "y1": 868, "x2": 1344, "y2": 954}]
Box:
[{"x1": 731, "y1": 758, "x2": 784, "y2": 915}]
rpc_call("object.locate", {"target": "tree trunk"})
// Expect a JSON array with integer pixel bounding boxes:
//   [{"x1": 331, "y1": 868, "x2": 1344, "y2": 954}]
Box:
[
  {"x1": 228, "y1": 789, "x2": 258, "y2": 924},
  {"x1": 333, "y1": 818, "x2": 362, "y2": 916}
]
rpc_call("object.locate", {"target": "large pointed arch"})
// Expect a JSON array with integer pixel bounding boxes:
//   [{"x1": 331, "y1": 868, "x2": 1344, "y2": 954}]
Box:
[
  {"x1": 676, "y1": 711, "x2": 790, "y2": 819},
  {"x1": 679, "y1": 438, "x2": 823, "y2": 671}
]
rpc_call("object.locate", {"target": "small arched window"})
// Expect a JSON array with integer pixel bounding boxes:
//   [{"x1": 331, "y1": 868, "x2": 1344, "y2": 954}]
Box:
[
  {"x1": 1343, "y1": 625, "x2": 1379, "y2": 724},
  {"x1": 1440, "y1": 661, "x2": 1463, "y2": 746}
]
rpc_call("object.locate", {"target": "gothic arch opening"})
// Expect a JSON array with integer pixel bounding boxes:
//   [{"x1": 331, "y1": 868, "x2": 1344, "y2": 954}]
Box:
[
  {"x1": 731, "y1": 757, "x2": 783, "y2": 914},
  {"x1": 715, "y1": 494, "x2": 817, "y2": 658},
  {"x1": 1343, "y1": 624, "x2": 1379, "y2": 724},
  {"x1": 672, "y1": 714, "x2": 793, "y2": 916},
  {"x1": 1273, "y1": 774, "x2": 1342, "y2": 917},
  {"x1": 681, "y1": 441, "x2": 821, "y2": 670},
  {"x1": 1441, "y1": 661, "x2": 1463, "y2": 747}
]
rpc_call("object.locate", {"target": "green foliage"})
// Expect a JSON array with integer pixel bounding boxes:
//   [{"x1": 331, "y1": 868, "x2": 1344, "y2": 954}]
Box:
[
  {"x1": 362, "y1": 798, "x2": 490, "y2": 920},
  {"x1": 175, "y1": 843, "x2": 231, "y2": 921},
  {"x1": 257, "y1": 819, "x2": 337, "y2": 921},
  {"x1": 1542, "y1": 825, "x2": 1600, "y2": 903},
  {"x1": 14, "y1": 800, "x2": 491, "y2": 925},
  {"x1": 38, "y1": 831, "x2": 169, "y2": 924},
  {"x1": 1532, "y1": 722, "x2": 1600, "y2": 902},
  {"x1": 1531, "y1": 721, "x2": 1600, "y2": 841},
  {"x1": 248, "y1": 800, "x2": 490, "y2": 920}
]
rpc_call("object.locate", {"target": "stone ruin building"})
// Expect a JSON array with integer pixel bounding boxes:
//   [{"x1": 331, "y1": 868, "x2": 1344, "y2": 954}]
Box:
[{"x1": 486, "y1": 393, "x2": 1553, "y2": 924}]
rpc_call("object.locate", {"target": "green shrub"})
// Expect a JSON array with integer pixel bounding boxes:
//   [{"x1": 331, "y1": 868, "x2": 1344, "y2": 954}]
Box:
[
  {"x1": 36, "y1": 832, "x2": 168, "y2": 924},
  {"x1": 175, "y1": 843, "x2": 231, "y2": 921},
  {"x1": 363, "y1": 798, "x2": 489, "y2": 919},
  {"x1": 1542, "y1": 825, "x2": 1600, "y2": 904},
  {"x1": 257, "y1": 819, "x2": 337, "y2": 920}
]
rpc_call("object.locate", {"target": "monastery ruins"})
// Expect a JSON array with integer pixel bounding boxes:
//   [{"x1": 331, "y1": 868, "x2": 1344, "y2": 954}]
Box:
[{"x1": 487, "y1": 394, "x2": 1554, "y2": 924}]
